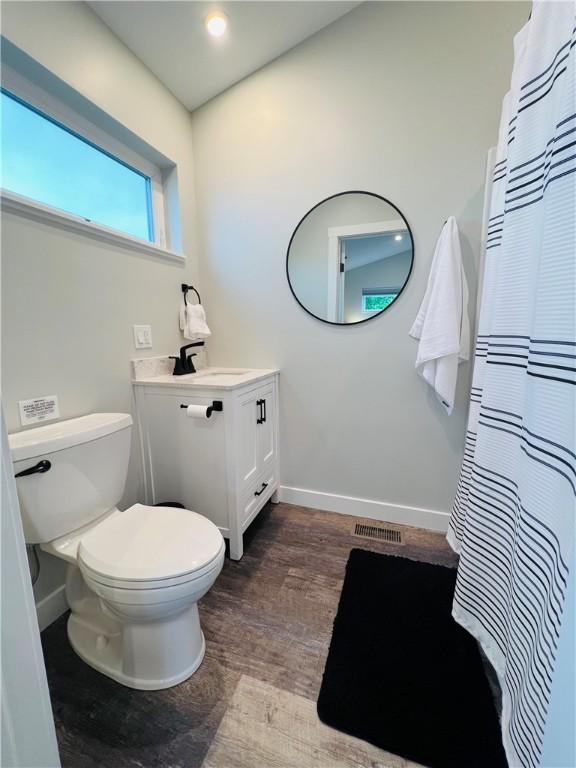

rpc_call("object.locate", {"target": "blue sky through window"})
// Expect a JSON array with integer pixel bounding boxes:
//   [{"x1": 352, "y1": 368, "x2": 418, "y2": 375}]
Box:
[{"x1": 0, "y1": 90, "x2": 153, "y2": 241}]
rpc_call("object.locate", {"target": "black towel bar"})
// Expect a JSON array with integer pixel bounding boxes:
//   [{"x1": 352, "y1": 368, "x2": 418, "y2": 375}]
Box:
[{"x1": 181, "y1": 283, "x2": 201, "y2": 305}]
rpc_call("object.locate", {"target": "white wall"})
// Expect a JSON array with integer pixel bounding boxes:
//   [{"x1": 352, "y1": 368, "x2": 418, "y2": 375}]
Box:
[
  {"x1": 1, "y1": 1, "x2": 198, "y2": 608},
  {"x1": 190, "y1": 1, "x2": 528, "y2": 525}
]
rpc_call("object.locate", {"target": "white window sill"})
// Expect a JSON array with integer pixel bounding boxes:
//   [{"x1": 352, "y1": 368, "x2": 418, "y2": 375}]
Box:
[{"x1": 0, "y1": 190, "x2": 186, "y2": 265}]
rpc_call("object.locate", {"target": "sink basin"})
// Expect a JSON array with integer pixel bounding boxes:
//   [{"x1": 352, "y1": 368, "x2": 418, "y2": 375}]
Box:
[
  {"x1": 191, "y1": 368, "x2": 254, "y2": 384},
  {"x1": 194, "y1": 368, "x2": 251, "y2": 378},
  {"x1": 190, "y1": 371, "x2": 253, "y2": 385}
]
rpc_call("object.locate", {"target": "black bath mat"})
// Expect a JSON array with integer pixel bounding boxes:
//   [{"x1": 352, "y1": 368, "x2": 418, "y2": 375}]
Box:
[{"x1": 317, "y1": 549, "x2": 507, "y2": 768}]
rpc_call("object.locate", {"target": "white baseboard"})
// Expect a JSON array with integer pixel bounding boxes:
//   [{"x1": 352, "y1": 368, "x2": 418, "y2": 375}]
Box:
[
  {"x1": 36, "y1": 584, "x2": 68, "y2": 632},
  {"x1": 278, "y1": 485, "x2": 450, "y2": 532}
]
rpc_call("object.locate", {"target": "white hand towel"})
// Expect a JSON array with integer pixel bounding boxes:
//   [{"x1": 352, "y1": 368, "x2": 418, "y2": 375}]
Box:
[
  {"x1": 409, "y1": 217, "x2": 469, "y2": 414},
  {"x1": 179, "y1": 302, "x2": 212, "y2": 341}
]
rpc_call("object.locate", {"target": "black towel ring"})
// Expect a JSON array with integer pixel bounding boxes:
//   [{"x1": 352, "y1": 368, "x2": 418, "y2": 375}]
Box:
[{"x1": 181, "y1": 283, "x2": 201, "y2": 306}]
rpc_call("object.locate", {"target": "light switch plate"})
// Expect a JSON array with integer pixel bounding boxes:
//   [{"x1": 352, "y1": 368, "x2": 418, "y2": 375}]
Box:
[{"x1": 133, "y1": 325, "x2": 152, "y2": 349}]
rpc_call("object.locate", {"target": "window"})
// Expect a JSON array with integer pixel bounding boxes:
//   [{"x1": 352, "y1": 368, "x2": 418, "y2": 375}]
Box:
[
  {"x1": 1, "y1": 89, "x2": 154, "y2": 242},
  {"x1": 362, "y1": 290, "x2": 399, "y2": 312}
]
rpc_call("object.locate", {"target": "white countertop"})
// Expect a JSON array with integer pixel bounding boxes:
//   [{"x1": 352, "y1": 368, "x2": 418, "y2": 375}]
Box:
[{"x1": 132, "y1": 366, "x2": 279, "y2": 390}]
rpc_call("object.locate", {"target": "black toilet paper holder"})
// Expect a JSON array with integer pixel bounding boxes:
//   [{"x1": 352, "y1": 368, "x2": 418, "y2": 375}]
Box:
[{"x1": 180, "y1": 400, "x2": 223, "y2": 418}]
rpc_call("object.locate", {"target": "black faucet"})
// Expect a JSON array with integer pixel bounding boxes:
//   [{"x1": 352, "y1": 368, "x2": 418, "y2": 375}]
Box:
[{"x1": 170, "y1": 342, "x2": 205, "y2": 375}]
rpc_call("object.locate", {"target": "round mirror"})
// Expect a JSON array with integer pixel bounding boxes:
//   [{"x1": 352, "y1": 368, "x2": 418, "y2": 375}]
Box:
[{"x1": 287, "y1": 192, "x2": 414, "y2": 325}]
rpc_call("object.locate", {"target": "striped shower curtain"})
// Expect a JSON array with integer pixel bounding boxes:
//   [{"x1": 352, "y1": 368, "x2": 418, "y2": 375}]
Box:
[{"x1": 448, "y1": 3, "x2": 575, "y2": 767}]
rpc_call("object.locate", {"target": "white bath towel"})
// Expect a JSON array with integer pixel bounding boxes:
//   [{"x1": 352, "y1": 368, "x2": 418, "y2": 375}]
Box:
[
  {"x1": 409, "y1": 217, "x2": 469, "y2": 414},
  {"x1": 179, "y1": 302, "x2": 212, "y2": 340}
]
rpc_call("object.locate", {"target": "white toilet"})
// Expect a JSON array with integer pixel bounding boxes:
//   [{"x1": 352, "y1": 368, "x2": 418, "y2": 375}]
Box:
[{"x1": 10, "y1": 412, "x2": 225, "y2": 690}]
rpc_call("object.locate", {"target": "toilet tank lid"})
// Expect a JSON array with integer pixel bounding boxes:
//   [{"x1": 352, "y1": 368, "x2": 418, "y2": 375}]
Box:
[{"x1": 9, "y1": 413, "x2": 133, "y2": 462}]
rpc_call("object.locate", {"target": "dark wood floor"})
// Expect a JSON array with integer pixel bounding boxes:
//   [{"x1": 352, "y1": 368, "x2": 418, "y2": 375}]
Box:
[{"x1": 41, "y1": 503, "x2": 457, "y2": 768}]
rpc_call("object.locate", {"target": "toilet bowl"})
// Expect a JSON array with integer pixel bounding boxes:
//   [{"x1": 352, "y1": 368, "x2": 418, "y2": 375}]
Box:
[
  {"x1": 10, "y1": 413, "x2": 225, "y2": 690},
  {"x1": 57, "y1": 503, "x2": 225, "y2": 689}
]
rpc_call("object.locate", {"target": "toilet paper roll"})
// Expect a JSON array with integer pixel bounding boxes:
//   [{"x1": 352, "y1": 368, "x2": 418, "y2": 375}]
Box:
[{"x1": 185, "y1": 404, "x2": 212, "y2": 420}]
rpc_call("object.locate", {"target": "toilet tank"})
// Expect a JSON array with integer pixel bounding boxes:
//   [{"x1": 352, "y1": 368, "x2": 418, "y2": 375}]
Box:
[{"x1": 9, "y1": 413, "x2": 132, "y2": 544}]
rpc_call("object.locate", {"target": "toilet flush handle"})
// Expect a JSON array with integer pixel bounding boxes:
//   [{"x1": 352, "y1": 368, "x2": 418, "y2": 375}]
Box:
[{"x1": 15, "y1": 459, "x2": 52, "y2": 478}]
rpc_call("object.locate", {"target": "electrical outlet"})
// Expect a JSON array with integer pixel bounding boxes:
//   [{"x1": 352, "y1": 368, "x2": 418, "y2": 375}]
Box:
[{"x1": 133, "y1": 325, "x2": 152, "y2": 349}]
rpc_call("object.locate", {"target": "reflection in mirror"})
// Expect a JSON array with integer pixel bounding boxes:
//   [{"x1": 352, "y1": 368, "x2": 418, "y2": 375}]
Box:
[{"x1": 286, "y1": 192, "x2": 414, "y2": 325}]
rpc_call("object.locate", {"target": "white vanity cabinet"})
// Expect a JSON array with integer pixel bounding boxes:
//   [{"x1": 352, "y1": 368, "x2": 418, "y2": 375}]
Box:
[{"x1": 133, "y1": 369, "x2": 279, "y2": 560}]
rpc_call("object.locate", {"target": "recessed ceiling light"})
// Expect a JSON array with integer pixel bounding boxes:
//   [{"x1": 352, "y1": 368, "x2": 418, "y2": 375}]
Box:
[
  {"x1": 394, "y1": 234, "x2": 403, "y2": 241},
  {"x1": 205, "y1": 11, "x2": 228, "y2": 38}
]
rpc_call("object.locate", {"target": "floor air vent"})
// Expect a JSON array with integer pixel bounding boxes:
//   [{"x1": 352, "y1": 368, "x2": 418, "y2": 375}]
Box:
[{"x1": 353, "y1": 523, "x2": 403, "y2": 544}]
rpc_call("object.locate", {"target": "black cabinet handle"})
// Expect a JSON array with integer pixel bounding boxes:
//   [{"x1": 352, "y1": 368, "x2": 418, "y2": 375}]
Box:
[
  {"x1": 262, "y1": 398, "x2": 267, "y2": 423},
  {"x1": 256, "y1": 399, "x2": 264, "y2": 424},
  {"x1": 254, "y1": 482, "x2": 268, "y2": 497},
  {"x1": 15, "y1": 459, "x2": 51, "y2": 478}
]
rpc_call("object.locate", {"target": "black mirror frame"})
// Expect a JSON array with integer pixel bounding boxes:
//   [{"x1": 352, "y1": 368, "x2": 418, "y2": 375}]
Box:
[{"x1": 286, "y1": 191, "x2": 415, "y2": 326}]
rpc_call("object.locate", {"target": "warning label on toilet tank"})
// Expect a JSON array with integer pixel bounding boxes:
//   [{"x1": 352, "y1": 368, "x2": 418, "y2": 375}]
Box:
[{"x1": 18, "y1": 396, "x2": 60, "y2": 426}]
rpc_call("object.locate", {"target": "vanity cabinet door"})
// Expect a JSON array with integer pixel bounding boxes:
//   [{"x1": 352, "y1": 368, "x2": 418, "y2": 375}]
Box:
[
  {"x1": 235, "y1": 380, "x2": 277, "y2": 498},
  {"x1": 256, "y1": 382, "x2": 276, "y2": 475},
  {"x1": 236, "y1": 390, "x2": 260, "y2": 493}
]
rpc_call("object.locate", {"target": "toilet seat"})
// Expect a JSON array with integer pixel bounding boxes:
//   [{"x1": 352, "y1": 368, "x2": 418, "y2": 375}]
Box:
[
  {"x1": 80, "y1": 546, "x2": 224, "y2": 592},
  {"x1": 78, "y1": 503, "x2": 224, "y2": 589}
]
